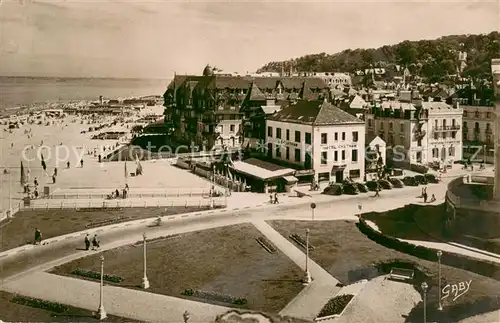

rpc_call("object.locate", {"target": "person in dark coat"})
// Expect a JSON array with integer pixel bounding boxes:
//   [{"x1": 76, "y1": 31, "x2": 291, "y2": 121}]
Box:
[
  {"x1": 34, "y1": 228, "x2": 42, "y2": 245},
  {"x1": 92, "y1": 234, "x2": 100, "y2": 250},
  {"x1": 84, "y1": 234, "x2": 90, "y2": 250},
  {"x1": 67, "y1": 161, "x2": 70, "y2": 168},
  {"x1": 80, "y1": 159, "x2": 84, "y2": 168}
]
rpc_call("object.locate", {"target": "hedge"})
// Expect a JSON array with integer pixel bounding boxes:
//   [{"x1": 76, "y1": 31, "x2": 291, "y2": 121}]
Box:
[
  {"x1": 182, "y1": 288, "x2": 247, "y2": 306},
  {"x1": 11, "y1": 296, "x2": 69, "y2": 313},
  {"x1": 317, "y1": 294, "x2": 354, "y2": 317},
  {"x1": 357, "y1": 219, "x2": 500, "y2": 281},
  {"x1": 70, "y1": 269, "x2": 123, "y2": 283}
]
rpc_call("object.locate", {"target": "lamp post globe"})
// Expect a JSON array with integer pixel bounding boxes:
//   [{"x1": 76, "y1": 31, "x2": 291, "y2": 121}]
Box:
[{"x1": 310, "y1": 203, "x2": 316, "y2": 221}]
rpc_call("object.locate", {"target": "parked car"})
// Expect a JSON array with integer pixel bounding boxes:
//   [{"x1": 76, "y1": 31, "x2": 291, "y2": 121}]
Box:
[
  {"x1": 322, "y1": 184, "x2": 343, "y2": 196},
  {"x1": 392, "y1": 168, "x2": 404, "y2": 176},
  {"x1": 424, "y1": 173, "x2": 439, "y2": 184},
  {"x1": 378, "y1": 179, "x2": 393, "y2": 189},
  {"x1": 414, "y1": 174, "x2": 428, "y2": 185},
  {"x1": 365, "y1": 181, "x2": 379, "y2": 191},
  {"x1": 389, "y1": 178, "x2": 404, "y2": 188},
  {"x1": 342, "y1": 183, "x2": 359, "y2": 195},
  {"x1": 403, "y1": 176, "x2": 419, "y2": 186},
  {"x1": 354, "y1": 182, "x2": 369, "y2": 193}
]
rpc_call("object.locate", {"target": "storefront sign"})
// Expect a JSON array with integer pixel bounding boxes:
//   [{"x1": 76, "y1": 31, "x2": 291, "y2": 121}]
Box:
[
  {"x1": 322, "y1": 144, "x2": 357, "y2": 150},
  {"x1": 442, "y1": 280, "x2": 471, "y2": 302},
  {"x1": 295, "y1": 169, "x2": 315, "y2": 176},
  {"x1": 276, "y1": 140, "x2": 299, "y2": 148}
]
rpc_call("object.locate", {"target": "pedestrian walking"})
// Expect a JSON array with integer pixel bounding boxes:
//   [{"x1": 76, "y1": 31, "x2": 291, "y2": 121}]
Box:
[
  {"x1": 52, "y1": 175, "x2": 56, "y2": 184},
  {"x1": 84, "y1": 234, "x2": 90, "y2": 250},
  {"x1": 54, "y1": 168, "x2": 57, "y2": 176},
  {"x1": 374, "y1": 186, "x2": 380, "y2": 197},
  {"x1": 80, "y1": 159, "x2": 84, "y2": 168},
  {"x1": 34, "y1": 177, "x2": 38, "y2": 187},
  {"x1": 269, "y1": 194, "x2": 273, "y2": 204},
  {"x1": 34, "y1": 228, "x2": 42, "y2": 245},
  {"x1": 34, "y1": 189, "x2": 39, "y2": 199},
  {"x1": 92, "y1": 234, "x2": 100, "y2": 250},
  {"x1": 423, "y1": 191, "x2": 428, "y2": 203},
  {"x1": 273, "y1": 192, "x2": 279, "y2": 204},
  {"x1": 67, "y1": 161, "x2": 70, "y2": 168}
]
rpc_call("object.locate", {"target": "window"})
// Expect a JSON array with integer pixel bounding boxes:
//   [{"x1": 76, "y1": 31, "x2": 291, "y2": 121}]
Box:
[
  {"x1": 334, "y1": 132, "x2": 338, "y2": 141},
  {"x1": 475, "y1": 111, "x2": 480, "y2": 118},
  {"x1": 351, "y1": 149, "x2": 358, "y2": 162},
  {"x1": 389, "y1": 122, "x2": 393, "y2": 130},
  {"x1": 342, "y1": 132, "x2": 346, "y2": 141},
  {"x1": 276, "y1": 128, "x2": 282, "y2": 139},
  {"x1": 432, "y1": 148, "x2": 439, "y2": 158},
  {"x1": 352, "y1": 131, "x2": 358, "y2": 142},
  {"x1": 487, "y1": 112, "x2": 492, "y2": 118},
  {"x1": 295, "y1": 131, "x2": 301, "y2": 143},
  {"x1": 449, "y1": 146, "x2": 455, "y2": 157},
  {"x1": 267, "y1": 126, "x2": 272, "y2": 137},
  {"x1": 276, "y1": 146, "x2": 281, "y2": 158},
  {"x1": 368, "y1": 119, "x2": 372, "y2": 127},
  {"x1": 286, "y1": 129, "x2": 290, "y2": 141},
  {"x1": 305, "y1": 132, "x2": 312, "y2": 144},
  {"x1": 341, "y1": 150, "x2": 346, "y2": 160},
  {"x1": 286, "y1": 147, "x2": 290, "y2": 160},
  {"x1": 230, "y1": 124, "x2": 235, "y2": 132},
  {"x1": 464, "y1": 111, "x2": 468, "y2": 117},
  {"x1": 400, "y1": 124, "x2": 404, "y2": 132},
  {"x1": 321, "y1": 133, "x2": 327, "y2": 144},
  {"x1": 321, "y1": 151, "x2": 327, "y2": 165},
  {"x1": 294, "y1": 148, "x2": 301, "y2": 162},
  {"x1": 334, "y1": 151, "x2": 338, "y2": 162},
  {"x1": 349, "y1": 169, "x2": 360, "y2": 179}
]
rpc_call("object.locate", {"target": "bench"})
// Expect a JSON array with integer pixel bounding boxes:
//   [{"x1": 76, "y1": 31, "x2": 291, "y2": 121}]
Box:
[{"x1": 389, "y1": 268, "x2": 414, "y2": 281}]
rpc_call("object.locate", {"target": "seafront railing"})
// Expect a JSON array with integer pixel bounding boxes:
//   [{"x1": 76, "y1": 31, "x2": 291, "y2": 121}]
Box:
[
  {"x1": 19, "y1": 198, "x2": 226, "y2": 211},
  {"x1": 47, "y1": 188, "x2": 214, "y2": 200}
]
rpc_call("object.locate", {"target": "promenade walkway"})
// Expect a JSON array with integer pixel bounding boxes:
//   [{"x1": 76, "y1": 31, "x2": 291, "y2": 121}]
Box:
[
  {"x1": 2, "y1": 272, "x2": 231, "y2": 322},
  {"x1": 2, "y1": 174, "x2": 500, "y2": 322},
  {"x1": 252, "y1": 220, "x2": 340, "y2": 320}
]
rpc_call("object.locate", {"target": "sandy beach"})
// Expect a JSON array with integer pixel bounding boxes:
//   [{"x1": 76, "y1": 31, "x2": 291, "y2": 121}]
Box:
[{"x1": 0, "y1": 105, "x2": 171, "y2": 214}]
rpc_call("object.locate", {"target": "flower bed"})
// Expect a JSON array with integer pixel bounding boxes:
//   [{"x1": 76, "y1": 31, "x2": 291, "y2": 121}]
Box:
[
  {"x1": 256, "y1": 237, "x2": 276, "y2": 253},
  {"x1": 182, "y1": 288, "x2": 247, "y2": 306},
  {"x1": 85, "y1": 216, "x2": 130, "y2": 228},
  {"x1": 77, "y1": 207, "x2": 124, "y2": 213},
  {"x1": 289, "y1": 233, "x2": 314, "y2": 251},
  {"x1": 70, "y1": 269, "x2": 123, "y2": 283},
  {"x1": 11, "y1": 295, "x2": 69, "y2": 313},
  {"x1": 317, "y1": 294, "x2": 354, "y2": 318},
  {"x1": 134, "y1": 234, "x2": 180, "y2": 245}
]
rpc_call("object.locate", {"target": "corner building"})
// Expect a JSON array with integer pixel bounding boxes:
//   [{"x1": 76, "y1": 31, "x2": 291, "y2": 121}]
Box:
[{"x1": 266, "y1": 100, "x2": 365, "y2": 184}]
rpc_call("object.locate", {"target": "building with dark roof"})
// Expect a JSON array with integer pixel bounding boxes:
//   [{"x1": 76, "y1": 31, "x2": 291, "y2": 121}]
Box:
[
  {"x1": 266, "y1": 100, "x2": 365, "y2": 184},
  {"x1": 163, "y1": 69, "x2": 330, "y2": 150}
]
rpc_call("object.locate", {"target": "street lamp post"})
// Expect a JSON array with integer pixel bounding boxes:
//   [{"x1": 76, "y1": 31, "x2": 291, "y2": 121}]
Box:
[
  {"x1": 142, "y1": 233, "x2": 150, "y2": 289},
  {"x1": 97, "y1": 255, "x2": 107, "y2": 320},
  {"x1": 304, "y1": 228, "x2": 312, "y2": 285},
  {"x1": 310, "y1": 203, "x2": 316, "y2": 221},
  {"x1": 483, "y1": 144, "x2": 487, "y2": 165},
  {"x1": 421, "y1": 282, "x2": 428, "y2": 323},
  {"x1": 437, "y1": 250, "x2": 443, "y2": 311}
]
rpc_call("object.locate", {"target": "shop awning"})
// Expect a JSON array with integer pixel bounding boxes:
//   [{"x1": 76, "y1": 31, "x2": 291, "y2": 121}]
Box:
[
  {"x1": 283, "y1": 176, "x2": 298, "y2": 183},
  {"x1": 230, "y1": 161, "x2": 295, "y2": 181}
]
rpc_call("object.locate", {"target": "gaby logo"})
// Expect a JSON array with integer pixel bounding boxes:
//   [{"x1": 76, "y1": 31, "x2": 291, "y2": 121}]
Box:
[{"x1": 442, "y1": 280, "x2": 472, "y2": 302}]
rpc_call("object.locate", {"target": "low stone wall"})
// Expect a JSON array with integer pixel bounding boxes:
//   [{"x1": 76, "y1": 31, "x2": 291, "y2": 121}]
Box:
[{"x1": 446, "y1": 177, "x2": 500, "y2": 239}]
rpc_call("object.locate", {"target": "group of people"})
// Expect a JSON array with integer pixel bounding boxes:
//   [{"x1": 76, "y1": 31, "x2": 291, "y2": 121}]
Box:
[
  {"x1": 419, "y1": 186, "x2": 436, "y2": 203},
  {"x1": 84, "y1": 234, "x2": 100, "y2": 250},
  {"x1": 107, "y1": 184, "x2": 129, "y2": 199},
  {"x1": 269, "y1": 192, "x2": 279, "y2": 204}
]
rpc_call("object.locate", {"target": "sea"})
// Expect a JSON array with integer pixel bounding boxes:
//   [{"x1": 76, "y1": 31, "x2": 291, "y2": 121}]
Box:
[{"x1": 0, "y1": 76, "x2": 170, "y2": 113}]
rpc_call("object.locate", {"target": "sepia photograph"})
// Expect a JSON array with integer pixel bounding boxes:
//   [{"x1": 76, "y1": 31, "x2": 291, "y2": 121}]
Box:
[{"x1": 0, "y1": 0, "x2": 499, "y2": 322}]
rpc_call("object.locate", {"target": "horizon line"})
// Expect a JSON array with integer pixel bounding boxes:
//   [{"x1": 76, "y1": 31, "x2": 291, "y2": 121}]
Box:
[{"x1": 0, "y1": 75, "x2": 171, "y2": 81}]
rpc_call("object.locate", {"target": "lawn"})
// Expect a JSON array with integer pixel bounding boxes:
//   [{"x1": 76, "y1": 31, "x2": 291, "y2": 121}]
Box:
[
  {"x1": 0, "y1": 291, "x2": 144, "y2": 323},
  {"x1": 363, "y1": 203, "x2": 500, "y2": 255},
  {"x1": 0, "y1": 206, "x2": 212, "y2": 252},
  {"x1": 268, "y1": 220, "x2": 500, "y2": 322},
  {"x1": 50, "y1": 223, "x2": 304, "y2": 313}
]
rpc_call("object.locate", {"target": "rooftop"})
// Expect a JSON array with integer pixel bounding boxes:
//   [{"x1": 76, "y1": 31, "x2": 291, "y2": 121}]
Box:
[{"x1": 269, "y1": 100, "x2": 364, "y2": 126}]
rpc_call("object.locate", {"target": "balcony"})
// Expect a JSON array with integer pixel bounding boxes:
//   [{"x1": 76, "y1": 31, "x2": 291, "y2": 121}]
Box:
[{"x1": 433, "y1": 125, "x2": 461, "y2": 132}]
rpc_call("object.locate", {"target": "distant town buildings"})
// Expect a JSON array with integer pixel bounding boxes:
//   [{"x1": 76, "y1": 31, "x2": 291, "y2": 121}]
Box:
[
  {"x1": 365, "y1": 90, "x2": 463, "y2": 166},
  {"x1": 163, "y1": 65, "x2": 330, "y2": 150},
  {"x1": 266, "y1": 100, "x2": 365, "y2": 184}
]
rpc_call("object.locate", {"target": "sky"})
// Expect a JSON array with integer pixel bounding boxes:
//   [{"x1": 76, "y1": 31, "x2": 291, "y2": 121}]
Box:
[{"x1": 0, "y1": 0, "x2": 498, "y2": 79}]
